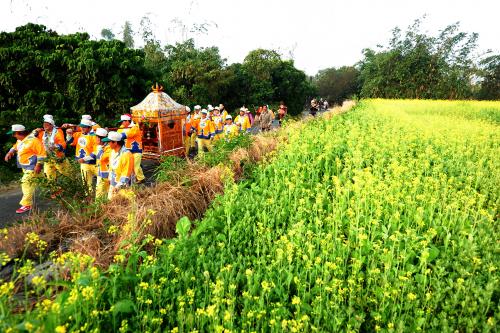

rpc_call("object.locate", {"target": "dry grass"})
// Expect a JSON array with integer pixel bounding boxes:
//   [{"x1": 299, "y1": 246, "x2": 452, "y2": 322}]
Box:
[
  {"x1": 0, "y1": 105, "x2": 356, "y2": 266},
  {"x1": 2, "y1": 100, "x2": 361, "y2": 266},
  {"x1": 0, "y1": 131, "x2": 281, "y2": 267},
  {"x1": 322, "y1": 100, "x2": 356, "y2": 120}
]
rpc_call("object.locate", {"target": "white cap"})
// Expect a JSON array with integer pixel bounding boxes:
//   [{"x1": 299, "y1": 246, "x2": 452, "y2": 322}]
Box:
[
  {"x1": 201, "y1": 109, "x2": 208, "y2": 114},
  {"x1": 95, "y1": 128, "x2": 108, "y2": 137},
  {"x1": 207, "y1": 105, "x2": 214, "y2": 111},
  {"x1": 107, "y1": 131, "x2": 123, "y2": 142},
  {"x1": 120, "y1": 114, "x2": 132, "y2": 121},
  {"x1": 239, "y1": 107, "x2": 246, "y2": 112},
  {"x1": 82, "y1": 115, "x2": 92, "y2": 121},
  {"x1": 43, "y1": 114, "x2": 55, "y2": 126},
  {"x1": 11, "y1": 124, "x2": 26, "y2": 132},
  {"x1": 194, "y1": 105, "x2": 201, "y2": 110},
  {"x1": 80, "y1": 119, "x2": 93, "y2": 127},
  {"x1": 185, "y1": 106, "x2": 191, "y2": 112},
  {"x1": 214, "y1": 106, "x2": 220, "y2": 110},
  {"x1": 225, "y1": 115, "x2": 232, "y2": 120}
]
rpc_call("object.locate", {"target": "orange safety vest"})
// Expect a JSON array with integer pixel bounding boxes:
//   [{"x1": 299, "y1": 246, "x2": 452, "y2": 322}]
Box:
[
  {"x1": 109, "y1": 146, "x2": 134, "y2": 187},
  {"x1": 118, "y1": 124, "x2": 143, "y2": 153},
  {"x1": 10, "y1": 135, "x2": 46, "y2": 170},
  {"x1": 95, "y1": 144, "x2": 111, "y2": 178},
  {"x1": 191, "y1": 117, "x2": 215, "y2": 139},
  {"x1": 37, "y1": 128, "x2": 66, "y2": 159},
  {"x1": 70, "y1": 132, "x2": 98, "y2": 164},
  {"x1": 212, "y1": 115, "x2": 224, "y2": 134}
]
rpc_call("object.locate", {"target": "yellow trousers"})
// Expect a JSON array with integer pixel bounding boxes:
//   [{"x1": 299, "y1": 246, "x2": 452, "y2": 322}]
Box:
[
  {"x1": 44, "y1": 159, "x2": 71, "y2": 180},
  {"x1": 20, "y1": 169, "x2": 40, "y2": 207},
  {"x1": 133, "y1": 153, "x2": 145, "y2": 182},
  {"x1": 197, "y1": 138, "x2": 212, "y2": 157},
  {"x1": 184, "y1": 135, "x2": 191, "y2": 156},
  {"x1": 96, "y1": 177, "x2": 110, "y2": 199},
  {"x1": 80, "y1": 164, "x2": 97, "y2": 193},
  {"x1": 190, "y1": 132, "x2": 197, "y2": 148}
]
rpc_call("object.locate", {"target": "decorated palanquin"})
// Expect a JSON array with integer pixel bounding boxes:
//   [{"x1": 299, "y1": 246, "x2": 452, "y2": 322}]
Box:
[{"x1": 130, "y1": 84, "x2": 187, "y2": 159}]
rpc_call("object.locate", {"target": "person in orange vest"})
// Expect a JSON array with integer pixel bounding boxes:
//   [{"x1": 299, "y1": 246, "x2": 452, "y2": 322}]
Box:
[
  {"x1": 33, "y1": 114, "x2": 70, "y2": 180},
  {"x1": 183, "y1": 106, "x2": 192, "y2": 156},
  {"x1": 191, "y1": 105, "x2": 202, "y2": 149},
  {"x1": 4, "y1": 124, "x2": 46, "y2": 214},
  {"x1": 207, "y1": 105, "x2": 214, "y2": 120},
  {"x1": 81, "y1": 115, "x2": 100, "y2": 132},
  {"x1": 65, "y1": 118, "x2": 98, "y2": 193},
  {"x1": 117, "y1": 114, "x2": 145, "y2": 184},
  {"x1": 223, "y1": 115, "x2": 239, "y2": 139},
  {"x1": 212, "y1": 107, "x2": 224, "y2": 140},
  {"x1": 191, "y1": 109, "x2": 215, "y2": 157},
  {"x1": 94, "y1": 128, "x2": 111, "y2": 199},
  {"x1": 235, "y1": 107, "x2": 251, "y2": 133},
  {"x1": 105, "y1": 131, "x2": 134, "y2": 199},
  {"x1": 219, "y1": 104, "x2": 228, "y2": 121}
]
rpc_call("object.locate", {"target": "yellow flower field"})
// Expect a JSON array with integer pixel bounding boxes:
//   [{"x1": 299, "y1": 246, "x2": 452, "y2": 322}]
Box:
[{"x1": 0, "y1": 99, "x2": 498, "y2": 332}]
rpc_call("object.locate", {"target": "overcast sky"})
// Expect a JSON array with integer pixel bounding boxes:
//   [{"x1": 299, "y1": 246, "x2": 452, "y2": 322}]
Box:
[{"x1": 1, "y1": 0, "x2": 498, "y2": 75}]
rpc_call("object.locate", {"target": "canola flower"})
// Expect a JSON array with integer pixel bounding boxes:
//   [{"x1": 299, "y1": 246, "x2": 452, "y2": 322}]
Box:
[{"x1": 0, "y1": 99, "x2": 498, "y2": 332}]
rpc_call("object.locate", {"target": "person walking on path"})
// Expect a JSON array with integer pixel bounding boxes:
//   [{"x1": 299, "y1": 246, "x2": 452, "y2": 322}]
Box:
[
  {"x1": 65, "y1": 118, "x2": 98, "y2": 193},
  {"x1": 212, "y1": 107, "x2": 224, "y2": 140},
  {"x1": 105, "y1": 131, "x2": 134, "y2": 200},
  {"x1": 34, "y1": 114, "x2": 70, "y2": 180},
  {"x1": 223, "y1": 115, "x2": 239, "y2": 139},
  {"x1": 117, "y1": 114, "x2": 145, "y2": 184},
  {"x1": 245, "y1": 107, "x2": 254, "y2": 126},
  {"x1": 191, "y1": 109, "x2": 215, "y2": 157},
  {"x1": 259, "y1": 105, "x2": 274, "y2": 132},
  {"x1": 310, "y1": 99, "x2": 319, "y2": 117},
  {"x1": 183, "y1": 106, "x2": 193, "y2": 156},
  {"x1": 278, "y1": 102, "x2": 288, "y2": 126},
  {"x1": 94, "y1": 128, "x2": 111, "y2": 199},
  {"x1": 4, "y1": 124, "x2": 46, "y2": 214},
  {"x1": 235, "y1": 107, "x2": 251, "y2": 133}
]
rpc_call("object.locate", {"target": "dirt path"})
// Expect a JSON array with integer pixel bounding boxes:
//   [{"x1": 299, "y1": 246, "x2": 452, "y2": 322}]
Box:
[{"x1": 0, "y1": 187, "x2": 53, "y2": 227}]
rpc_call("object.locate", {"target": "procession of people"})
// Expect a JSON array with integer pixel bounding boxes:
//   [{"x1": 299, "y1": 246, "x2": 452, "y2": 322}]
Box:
[{"x1": 4, "y1": 102, "x2": 285, "y2": 214}]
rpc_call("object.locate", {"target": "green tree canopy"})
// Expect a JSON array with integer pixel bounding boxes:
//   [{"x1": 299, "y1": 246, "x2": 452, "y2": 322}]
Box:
[
  {"x1": 161, "y1": 39, "x2": 228, "y2": 107},
  {"x1": 100, "y1": 28, "x2": 115, "y2": 41},
  {"x1": 358, "y1": 19, "x2": 479, "y2": 99},
  {"x1": 0, "y1": 23, "x2": 153, "y2": 133},
  {"x1": 477, "y1": 55, "x2": 500, "y2": 100},
  {"x1": 314, "y1": 66, "x2": 360, "y2": 105}
]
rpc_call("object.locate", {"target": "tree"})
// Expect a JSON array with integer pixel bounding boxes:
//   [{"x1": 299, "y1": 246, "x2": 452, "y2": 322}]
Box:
[
  {"x1": 139, "y1": 15, "x2": 166, "y2": 72},
  {"x1": 477, "y1": 55, "x2": 500, "y2": 100},
  {"x1": 358, "y1": 19, "x2": 479, "y2": 99},
  {"x1": 217, "y1": 49, "x2": 314, "y2": 115},
  {"x1": 314, "y1": 66, "x2": 360, "y2": 105},
  {"x1": 240, "y1": 49, "x2": 281, "y2": 106},
  {"x1": 272, "y1": 60, "x2": 316, "y2": 115},
  {"x1": 161, "y1": 39, "x2": 228, "y2": 106},
  {"x1": 100, "y1": 28, "x2": 115, "y2": 41},
  {"x1": 122, "y1": 21, "x2": 134, "y2": 48},
  {"x1": 0, "y1": 23, "x2": 154, "y2": 140}
]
